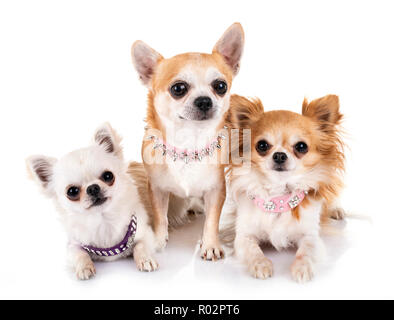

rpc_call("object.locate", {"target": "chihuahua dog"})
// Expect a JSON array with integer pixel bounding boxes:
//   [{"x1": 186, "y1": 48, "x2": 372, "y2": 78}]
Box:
[
  {"x1": 227, "y1": 94, "x2": 345, "y2": 282},
  {"x1": 27, "y1": 123, "x2": 158, "y2": 280},
  {"x1": 131, "y1": 23, "x2": 245, "y2": 260}
]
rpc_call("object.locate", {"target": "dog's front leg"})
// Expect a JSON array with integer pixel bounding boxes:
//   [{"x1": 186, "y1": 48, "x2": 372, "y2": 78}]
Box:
[
  {"x1": 200, "y1": 180, "x2": 225, "y2": 260},
  {"x1": 67, "y1": 244, "x2": 96, "y2": 280},
  {"x1": 291, "y1": 234, "x2": 325, "y2": 283},
  {"x1": 234, "y1": 233, "x2": 273, "y2": 280},
  {"x1": 149, "y1": 183, "x2": 170, "y2": 250},
  {"x1": 133, "y1": 241, "x2": 159, "y2": 272}
]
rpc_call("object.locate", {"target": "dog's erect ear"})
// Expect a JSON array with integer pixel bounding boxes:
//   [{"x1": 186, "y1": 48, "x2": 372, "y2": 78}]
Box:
[
  {"x1": 26, "y1": 155, "x2": 57, "y2": 194},
  {"x1": 94, "y1": 122, "x2": 123, "y2": 158},
  {"x1": 213, "y1": 23, "x2": 245, "y2": 76},
  {"x1": 302, "y1": 95, "x2": 343, "y2": 131},
  {"x1": 230, "y1": 94, "x2": 264, "y2": 128},
  {"x1": 131, "y1": 41, "x2": 163, "y2": 87}
]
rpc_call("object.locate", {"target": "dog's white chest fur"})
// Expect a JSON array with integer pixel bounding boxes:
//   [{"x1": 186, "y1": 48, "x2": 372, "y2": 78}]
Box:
[
  {"x1": 153, "y1": 160, "x2": 220, "y2": 198},
  {"x1": 148, "y1": 121, "x2": 224, "y2": 198},
  {"x1": 236, "y1": 196, "x2": 322, "y2": 250},
  {"x1": 61, "y1": 180, "x2": 152, "y2": 259}
]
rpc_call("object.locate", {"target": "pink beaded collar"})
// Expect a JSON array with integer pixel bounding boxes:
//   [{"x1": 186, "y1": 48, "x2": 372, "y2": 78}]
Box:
[
  {"x1": 250, "y1": 190, "x2": 308, "y2": 213},
  {"x1": 145, "y1": 126, "x2": 227, "y2": 163}
]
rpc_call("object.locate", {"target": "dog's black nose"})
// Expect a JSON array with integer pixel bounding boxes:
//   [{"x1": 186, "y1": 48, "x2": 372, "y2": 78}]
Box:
[
  {"x1": 273, "y1": 152, "x2": 288, "y2": 164},
  {"x1": 194, "y1": 96, "x2": 213, "y2": 112},
  {"x1": 87, "y1": 184, "x2": 100, "y2": 197}
]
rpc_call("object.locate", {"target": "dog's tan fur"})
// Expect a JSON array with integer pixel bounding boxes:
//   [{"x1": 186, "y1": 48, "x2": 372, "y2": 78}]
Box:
[{"x1": 127, "y1": 161, "x2": 154, "y2": 223}]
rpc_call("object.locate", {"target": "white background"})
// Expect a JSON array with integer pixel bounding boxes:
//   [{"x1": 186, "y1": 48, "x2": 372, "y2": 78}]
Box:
[{"x1": 0, "y1": 0, "x2": 393, "y2": 299}]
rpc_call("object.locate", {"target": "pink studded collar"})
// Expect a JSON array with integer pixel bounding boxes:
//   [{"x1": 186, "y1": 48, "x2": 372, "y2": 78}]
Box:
[{"x1": 250, "y1": 190, "x2": 308, "y2": 213}]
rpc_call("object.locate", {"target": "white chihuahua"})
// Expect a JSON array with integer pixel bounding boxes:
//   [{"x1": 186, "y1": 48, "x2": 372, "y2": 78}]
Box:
[{"x1": 27, "y1": 123, "x2": 158, "y2": 280}]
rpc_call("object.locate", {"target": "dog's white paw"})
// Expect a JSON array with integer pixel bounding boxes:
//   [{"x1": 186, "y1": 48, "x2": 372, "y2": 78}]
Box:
[
  {"x1": 249, "y1": 257, "x2": 273, "y2": 280},
  {"x1": 75, "y1": 261, "x2": 96, "y2": 281},
  {"x1": 136, "y1": 256, "x2": 159, "y2": 272},
  {"x1": 200, "y1": 242, "x2": 225, "y2": 261},
  {"x1": 155, "y1": 230, "x2": 169, "y2": 251},
  {"x1": 291, "y1": 256, "x2": 314, "y2": 283}
]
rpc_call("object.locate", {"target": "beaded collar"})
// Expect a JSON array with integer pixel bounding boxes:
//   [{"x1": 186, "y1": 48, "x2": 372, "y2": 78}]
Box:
[
  {"x1": 145, "y1": 126, "x2": 227, "y2": 163},
  {"x1": 81, "y1": 215, "x2": 137, "y2": 257}
]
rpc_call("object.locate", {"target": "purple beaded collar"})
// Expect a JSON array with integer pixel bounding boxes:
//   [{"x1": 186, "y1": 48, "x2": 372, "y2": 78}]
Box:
[{"x1": 81, "y1": 215, "x2": 137, "y2": 257}]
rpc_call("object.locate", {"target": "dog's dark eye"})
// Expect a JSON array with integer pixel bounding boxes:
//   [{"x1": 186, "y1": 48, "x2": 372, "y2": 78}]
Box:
[
  {"x1": 256, "y1": 140, "x2": 271, "y2": 154},
  {"x1": 66, "y1": 186, "x2": 80, "y2": 201},
  {"x1": 212, "y1": 80, "x2": 227, "y2": 96},
  {"x1": 294, "y1": 142, "x2": 308, "y2": 154},
  {"x1": 101, "y1": 171, "x2": 115, "y2": 185},
  {"x1": 170, "y1": 82, "x2": 188, "y2": 98}
]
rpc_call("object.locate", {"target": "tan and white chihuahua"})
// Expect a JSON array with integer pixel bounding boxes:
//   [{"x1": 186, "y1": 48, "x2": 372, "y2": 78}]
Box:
[
  {"x1": 131, "y1": 23, "x2": 244, "y2": 260},
  {"x1": 227, "y1": 94, "x2": 345, "y2": 282}
]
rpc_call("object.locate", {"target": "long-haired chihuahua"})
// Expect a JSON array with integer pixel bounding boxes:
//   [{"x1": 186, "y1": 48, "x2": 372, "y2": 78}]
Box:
[{"x1": 227, "y1": 94, "x2": 345, "y2": 282}]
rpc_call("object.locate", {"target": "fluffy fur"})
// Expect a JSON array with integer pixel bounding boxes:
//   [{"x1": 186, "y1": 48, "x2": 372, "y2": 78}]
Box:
[
  {"x1": 27, "y1": 123, "x2": 158, "y2": 280},
  {"x1": 225, "y1": 94, "x2": 345, "y2": 282},
  {"x1": 131, "y1": 23, "x2": 244, "y2": 260}
]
